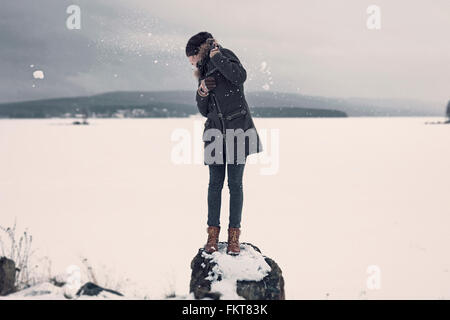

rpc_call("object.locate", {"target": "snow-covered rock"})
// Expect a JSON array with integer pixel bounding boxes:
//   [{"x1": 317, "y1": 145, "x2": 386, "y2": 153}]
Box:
[{"x1": 190, "y1": 242, "x2": 285, "y2": 300}]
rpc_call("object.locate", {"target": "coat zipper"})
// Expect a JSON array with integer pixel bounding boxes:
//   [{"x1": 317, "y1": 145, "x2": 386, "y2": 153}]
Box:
[
  {"x1": 210, "y1": 92, "x2": 226, "y2": 137},
  {"x1": 210, "y1": 93, "x2": 248, "y2": 136},
  {"x1": 204, "y1": 67, "x2": 246, "y2": 137}
]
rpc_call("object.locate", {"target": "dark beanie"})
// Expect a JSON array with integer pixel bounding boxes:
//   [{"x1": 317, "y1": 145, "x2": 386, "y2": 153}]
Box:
[{"x1": 185, "y1": 31, "x2": 213, "y2": 57}]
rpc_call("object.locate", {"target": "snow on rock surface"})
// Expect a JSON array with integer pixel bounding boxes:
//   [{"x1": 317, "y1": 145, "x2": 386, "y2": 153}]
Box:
[{"x1": 190, "y1": 242, "x2": 285, "y2": 300}]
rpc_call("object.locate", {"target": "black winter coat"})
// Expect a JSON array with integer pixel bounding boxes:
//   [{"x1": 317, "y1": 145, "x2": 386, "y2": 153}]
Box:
[{"x1": 195, "y1": 46, "x2": 263, "y2": 165}]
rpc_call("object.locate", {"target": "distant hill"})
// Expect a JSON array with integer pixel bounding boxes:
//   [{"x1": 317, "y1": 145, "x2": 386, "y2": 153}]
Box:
[
  {"x1": 247, "y1": 91, "x2": 445, "y2": 117},
  {"x1": 0, "y1": 90, "x2": 445, "y2": 118}
]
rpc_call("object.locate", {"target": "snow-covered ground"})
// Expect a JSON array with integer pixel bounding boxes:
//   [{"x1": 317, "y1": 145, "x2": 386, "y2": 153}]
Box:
[
  {"x1": 0, "y1": 117, "x2": 449, "y2": 299},
  {"x1": 0, "y1": 282, "x2": 125, "y2": 300}
]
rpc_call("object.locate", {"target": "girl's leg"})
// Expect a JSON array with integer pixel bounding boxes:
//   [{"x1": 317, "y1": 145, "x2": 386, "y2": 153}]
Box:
[
  {"x1": 207, "y1": 164, "x2": 226, "y2": 227},
  {"x1": 227, "y1": 159, "x2": 246, "y2": 228}
]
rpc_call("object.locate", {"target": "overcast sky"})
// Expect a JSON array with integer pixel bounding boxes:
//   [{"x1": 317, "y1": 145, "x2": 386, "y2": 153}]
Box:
[{"x1": 0, "y1": 0, "x2": 449, "y2": 103}]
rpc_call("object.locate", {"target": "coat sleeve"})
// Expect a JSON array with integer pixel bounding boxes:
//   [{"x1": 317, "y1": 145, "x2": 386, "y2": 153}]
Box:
[
  {"x1": 195, "y1": 81, "x2": 209, "y2": 117},
  {"x1": 209, "y1": 48, "x2": 247, "y2": 86}
]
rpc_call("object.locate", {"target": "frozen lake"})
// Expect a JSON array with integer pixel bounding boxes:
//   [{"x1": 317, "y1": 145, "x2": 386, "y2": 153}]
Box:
[{"x1": 1, "y1": 117, "x2": 449, "y2": 299}]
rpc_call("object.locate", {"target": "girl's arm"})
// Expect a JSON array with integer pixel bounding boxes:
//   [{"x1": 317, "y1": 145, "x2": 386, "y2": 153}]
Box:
[{"x1": 196, "y1": 80, "x2": 209, "y2": 117}]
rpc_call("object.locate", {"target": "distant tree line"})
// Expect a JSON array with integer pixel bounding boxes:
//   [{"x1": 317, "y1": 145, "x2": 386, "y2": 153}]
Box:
[{"x1": 0, "y1": 101, "x2": 347, "y2": 118}]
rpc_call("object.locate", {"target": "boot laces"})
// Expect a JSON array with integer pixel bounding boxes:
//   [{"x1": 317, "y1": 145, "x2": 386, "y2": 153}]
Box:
[
  {"x1": 229, "y1": 230, "x2": 239, "y2": 244},
  {"x1": 207, "y1": 229, "x2": 219, "y2": 246}
]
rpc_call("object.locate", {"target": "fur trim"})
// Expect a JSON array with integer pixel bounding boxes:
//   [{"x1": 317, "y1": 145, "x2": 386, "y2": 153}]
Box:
[{"x1": 192, "y1": 41, "x2": 220, "y2": 79}]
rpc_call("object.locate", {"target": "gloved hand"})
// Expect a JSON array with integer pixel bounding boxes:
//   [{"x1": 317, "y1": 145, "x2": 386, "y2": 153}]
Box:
[{"x1": 204, "y1": 77, "x2": 216, "y2": 91}]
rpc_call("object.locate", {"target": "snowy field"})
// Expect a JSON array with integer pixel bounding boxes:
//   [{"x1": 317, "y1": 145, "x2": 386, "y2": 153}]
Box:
[{"x1": 0, "y1": 117, "x2": 449, "y2": 299}]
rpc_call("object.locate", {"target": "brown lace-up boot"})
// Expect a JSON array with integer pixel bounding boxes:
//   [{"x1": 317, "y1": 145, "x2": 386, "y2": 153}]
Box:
[
  {"x1": 204, "y1": 226, "x2": 220, "y2": 253},
  {"x1": 227, "y1": 227, "x2": 241, "y2": 255}
]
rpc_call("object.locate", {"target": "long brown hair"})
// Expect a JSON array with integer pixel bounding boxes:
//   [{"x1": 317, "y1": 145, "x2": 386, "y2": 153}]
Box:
[{"x1": 193, "y1": 41, "x2": 216, "y2": 79}]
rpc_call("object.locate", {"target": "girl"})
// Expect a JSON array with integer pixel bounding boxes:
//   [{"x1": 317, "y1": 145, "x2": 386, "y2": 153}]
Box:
[{"x1": 186, "y1": 31, "x2": 263, "y2": 255}]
